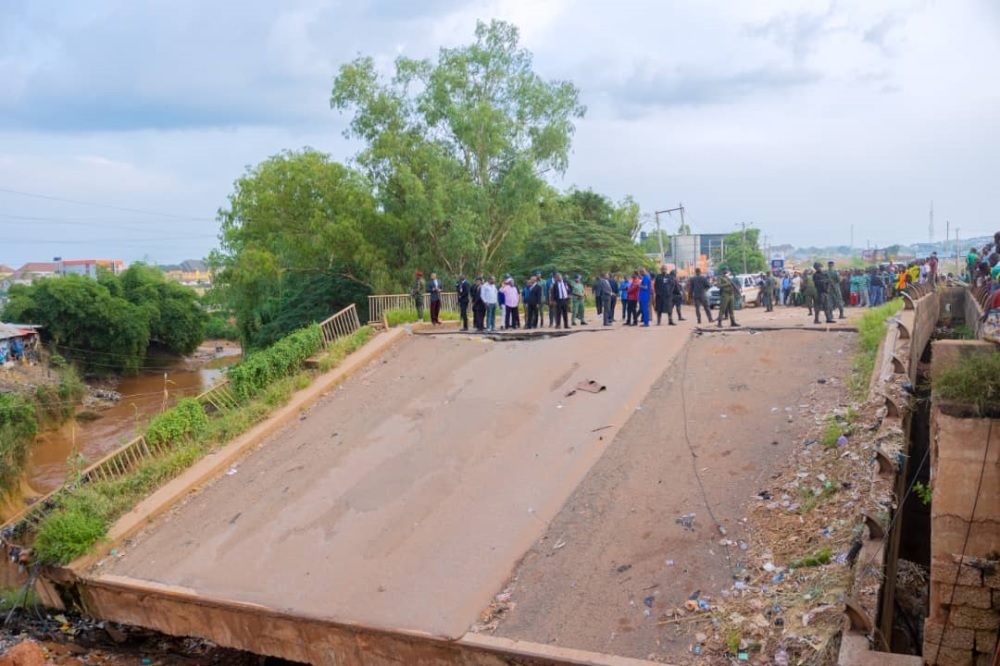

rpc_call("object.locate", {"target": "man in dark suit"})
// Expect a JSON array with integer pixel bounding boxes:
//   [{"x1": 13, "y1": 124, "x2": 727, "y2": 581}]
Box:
[
  {"x1": 525, "y1": 276, "x2": 543, "y2": 328},
  {"x1": 550, "y1": 272, "x2": 571, "y2": 329},
  {"x1": 456, "y1": 274, "x2": 471, "y2": 331}
]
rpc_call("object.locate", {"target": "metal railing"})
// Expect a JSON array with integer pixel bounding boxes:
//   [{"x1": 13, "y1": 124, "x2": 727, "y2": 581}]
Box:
[
  {"x1": 319, "y1": 303, "x2": 362, "y2": 346},
  {"x1": 196, "y1": 380, "x2": 239, "y2": 414},
  {"x1": 367, "y1": 293, "x2": 458, "y2": 323}
]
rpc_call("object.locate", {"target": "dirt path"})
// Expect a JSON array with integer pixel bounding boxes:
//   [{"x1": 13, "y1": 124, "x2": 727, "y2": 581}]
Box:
[{"x1": 489, "y1": 326, "x2": 856, "y2": 663}]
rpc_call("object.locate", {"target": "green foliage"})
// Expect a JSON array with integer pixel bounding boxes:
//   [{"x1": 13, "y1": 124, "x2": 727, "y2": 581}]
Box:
[
  {"x1": 790, "y1": 547, "x2": 832, "y2": 569},
  {"x1": 211, "y1": 150, "x2": 379, "y2": 349},
  {"x1": 3, "y1": 265, "x2": 206, "y2": 374},
  {"x1": 722, "y1": 227, "x2": 768, "y2": 274},
  {"x1": 0, "y1": 586, "x2": 39, "y2": 611},
  {"x1": 382, "y1": 308, "x2": 459, "y2": 328},
  {"x1": 934, "y1": 350, "x2": 1000, "y2": 415},
  {"x1": 850, "y1": 300, "x2": 904, "y2": 398},
  {"x1": 0, "y1": 394, "x2": 38, "y2": 499},
  {"x1": 32, "y1": 494, "x2": 110, "y2": 565},
  {"x1": 144, "y1": 398, "x2": 209, "y2": 448},
  {"x1": 204, "y1": 311, "x2": 240, "y2": 341},
  {"x1": 821, "y1": 419, "x2": 842, "y2": 449},
  {"x1": 913, "y1": 481, "x2": 933, "y2": 505},
  {"x1": 34, "y1": 367, "x2": 86, "y2": 426},
  {"x1": 228, "y1": 325, "x2": 323, "y2": 400},
  {"x1": 331, "y1": 19, "x2": 585, "y2": 277}
]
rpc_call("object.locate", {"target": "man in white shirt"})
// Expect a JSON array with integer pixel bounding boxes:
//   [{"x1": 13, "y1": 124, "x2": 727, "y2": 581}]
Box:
[{"x1": 481, "y1": 276, "x2": 499, "y2": 331}]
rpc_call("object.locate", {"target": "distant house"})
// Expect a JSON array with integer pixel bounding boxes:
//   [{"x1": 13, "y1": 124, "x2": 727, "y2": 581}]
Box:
[
  {"x1": 0, "y1": 323, "x2": 40, "y2": 364},
  {"x1": 7, "y1": 262, "x2": 59, "y2": 286},
  {"x1": 161, "y1": 260, "x2": 211, "y2": 285},
  {"x1": 0, "y1": 265, "x2": 14, "y2": 278},
  {"x1": 57, "y1": 259, "x2": 125, "y2": 278}
]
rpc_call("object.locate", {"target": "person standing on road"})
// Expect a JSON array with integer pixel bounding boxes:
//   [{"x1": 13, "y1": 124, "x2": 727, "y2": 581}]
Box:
[
  {"x1": 551, "y1": 273, "x2": 571, "y2": 328},
  {"x1": 791, "y1": 271, "x2": 802, "y2": 306},
  {"x1": 501, "y1": 278, "x2": 521, "y2": 329},
  {"x1": 620, "y1": 274, "x2": 631, "y2": 322},
  {"x1": 826, "y1": 261, "x2": 845, "y2": 319},
  {"x1": 481, "y1": 275, "x2": 498, "y2": 331},
  {"x1": 716, "y1": 266, "x2": 739, "y2": 328},
  {"x1": 812, "y1": 262, "x2": 835, "y2": 324},
  {"x1": 456, "y1": 274, "x2": 471, "y2": 331},
  {"x1": 571, "y1": 274, "x2": 587, "y2": 325},
  {"x1": 608, "y1": 273, "x2": 619, "y2": 322},
  {"x1": 411, "y1": 270, "x2": 426, "y2": 322},
  {"x1": 591, "y1": 274, "x2": 603, "y2": 319},
  {"x1": 525, "y1": 276, "x2": 543, "y2": 329},
  {"x1": 625, "y1": 273, "x2": 640, "y2": 325},
  {"x1": 654, "y1": 265, "x2": 674, "y2": 326},
  {"x1": 669, "y1": 269, "x2": 685, "y2": 322},
  {"x1": 471, "y1": 276, "x2": 486, "y2": 332},
  {"x1": 761, "y1": 272, "x2": 774, "y2": 312},
  {"x1": 427, "y1": 272, "x2": 443, "y2": 325},
  {"x1": 594, "y1": 272, "x2": 614, "y2": 326},
  {"x1": 638, "y1": 267, "x2": 652, "y2": 326},
  {"x1": 688, "y1": 267, "x2": 712, "y2": 324}
]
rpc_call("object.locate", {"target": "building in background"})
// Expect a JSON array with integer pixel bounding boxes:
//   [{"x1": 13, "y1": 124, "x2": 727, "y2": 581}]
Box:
[
  {"x1": 663, "y1": 233, "x2": 728, "y2": 274},
  {"x1": 57, "y1": 259, "x2": 125, "y2": 278},
  {"x1": 160, "y1": 260, "x2": 211, "y2": 285}
]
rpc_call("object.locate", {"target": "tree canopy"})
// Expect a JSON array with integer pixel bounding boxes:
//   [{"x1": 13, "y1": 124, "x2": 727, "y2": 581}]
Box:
[
  {"x1": 722, "y1": 227, "x2": 768, "y2": 274},
  {"x1": 3, "y1": 265, "x2": 206, "y2": 374},
  {"x1": 331, "y1": 19, "x2": 586, "y2": 277}
]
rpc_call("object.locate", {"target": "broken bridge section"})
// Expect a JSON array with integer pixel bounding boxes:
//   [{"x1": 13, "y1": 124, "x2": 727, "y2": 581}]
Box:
[{"x1": 91, "y1": 327, "x2": 691, "y2": 644}]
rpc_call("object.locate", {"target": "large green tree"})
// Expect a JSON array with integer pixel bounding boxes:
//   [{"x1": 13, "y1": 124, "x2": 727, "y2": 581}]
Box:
[
  {"x1": 722, "y1": 227, "x2": 768, "y2": 274},
  {"x1": 331, "y1": 19, "x2": 586, "y2": 278},
  {"x1": 211, "y1": 149, "x2": 385, "y2": 349}
]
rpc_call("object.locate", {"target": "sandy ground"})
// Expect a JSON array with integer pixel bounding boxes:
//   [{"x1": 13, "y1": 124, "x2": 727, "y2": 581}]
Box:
[{"x1": 487, "y1": 323, "x2": 856, "y2": 663}]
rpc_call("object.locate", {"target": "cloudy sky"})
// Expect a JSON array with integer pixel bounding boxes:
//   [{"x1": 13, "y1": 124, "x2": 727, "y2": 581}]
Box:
[{"x1": 1, "y1": 0, "x2": 997, "y2": 266}]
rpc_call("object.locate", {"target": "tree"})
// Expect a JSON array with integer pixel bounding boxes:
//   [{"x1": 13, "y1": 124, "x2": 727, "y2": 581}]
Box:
[
  {"x1": 722, "y1": 227, "x2": 768, "y2": 274},
  {"x1": 212, "y1": 149, "x2": 386, "y2": 349},
  {"x1": 331, "y1": 19, "x2": 586, "y2": 277},
  {"x1": 639, "y1": 230, "x2": 671, "y2": 256}
]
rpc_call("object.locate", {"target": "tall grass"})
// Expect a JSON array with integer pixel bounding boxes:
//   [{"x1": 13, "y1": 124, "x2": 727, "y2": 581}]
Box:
[
  {"x1": 383, "y1": 308, "x2": 459, "y2": 327},
  {"x1": 934, "y1": 351, "x2": 1000, "y2": 415},
  {"x1": 850, "y1": 300, "x2": 904, "y2": 398}
]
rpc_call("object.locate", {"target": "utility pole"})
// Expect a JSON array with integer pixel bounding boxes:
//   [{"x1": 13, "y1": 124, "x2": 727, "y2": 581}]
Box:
[
  {"x1": 655, "y1": 205, "x2": 685, "y2": 265},
  {"x1": 945, "y1": 219, "x2": 950, "y2": 271},
  {"x1": 739, "y1": 222, "x2": 748, "y2": 274}
]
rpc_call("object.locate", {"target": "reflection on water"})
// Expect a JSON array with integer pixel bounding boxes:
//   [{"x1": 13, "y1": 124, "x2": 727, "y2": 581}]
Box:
[{"x1": 24, "y1": 351, "x2": 239, "y2": 497}]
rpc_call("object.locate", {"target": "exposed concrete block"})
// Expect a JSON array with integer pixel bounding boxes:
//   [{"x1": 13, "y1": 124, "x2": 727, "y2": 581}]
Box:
[
  {"x1": 975, "y1": 630, "x2": 998, "y2": 654},
  {"x1": 949, "y1": 584, "x2": 994, "y2": 610},
  {"x1": 950, "y1": 605, "x2": 1000, "y2": 631},
  {"x1": 924, "y1": 643, "x2": 974, "y2": 666},
  {"x1": 932, "y1": 556, "x2": 985, "y2": 588},
  {"x1": 924, "y1": 621, "x2": 975, "y2": 650},
  {"x1": 930, "y1": 340, "x2": 996, "y2": 381}
]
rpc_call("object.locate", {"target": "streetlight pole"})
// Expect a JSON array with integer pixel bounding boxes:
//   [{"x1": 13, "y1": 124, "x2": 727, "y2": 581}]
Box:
[{"x1": 738, "y1": 222, "x2": 748, "y2": 274}]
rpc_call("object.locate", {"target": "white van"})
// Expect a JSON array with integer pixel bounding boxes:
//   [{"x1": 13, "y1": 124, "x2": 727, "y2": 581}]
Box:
[{"x1": 734, "y1": 274, "x2": 762, "y2": 307}]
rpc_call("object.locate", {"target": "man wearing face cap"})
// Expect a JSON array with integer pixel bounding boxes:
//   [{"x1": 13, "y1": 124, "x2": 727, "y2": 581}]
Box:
[{"x1": 571, "y1": 274, "x2": 587, "y2": 325}]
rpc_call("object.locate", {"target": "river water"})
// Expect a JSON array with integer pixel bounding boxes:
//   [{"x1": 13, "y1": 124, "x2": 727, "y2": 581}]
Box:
[{"x1": 1, "y1": 344, "x2": 240, "y2": 521}]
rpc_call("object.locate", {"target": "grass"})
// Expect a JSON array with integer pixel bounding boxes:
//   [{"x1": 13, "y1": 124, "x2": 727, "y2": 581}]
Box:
[
  {"x1": 30, "y1": 326, "x2": 377, "y2": 565},
  {"x1": 789, "y1": 547, "x2": 832, "y2": 569},
  {"x1": 850, "y1": 299, "x2": 904, "y2": 398},
  {"x1": 934, "y1": 350, "x2": 1000, "y2": 415},
  {"x1": 383, "y1": 308, "x2": 459, "y2": 327},
  {"x1": 0, "y1": 585, "x2": 39, "y2": 612}
]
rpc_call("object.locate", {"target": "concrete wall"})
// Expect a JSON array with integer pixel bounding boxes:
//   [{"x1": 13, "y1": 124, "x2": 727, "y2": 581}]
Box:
[{"x1": 924, "y1": 340, "x2": 1000, "y2": 665}]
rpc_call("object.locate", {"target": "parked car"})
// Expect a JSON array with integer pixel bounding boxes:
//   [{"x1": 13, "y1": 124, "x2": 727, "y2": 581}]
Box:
[
  {"x1": 733, "y1": 273, "x2": 762, "y2": 307},
  {"x1": 708, "y1": 285, "x2": 720, "y2": 308}
]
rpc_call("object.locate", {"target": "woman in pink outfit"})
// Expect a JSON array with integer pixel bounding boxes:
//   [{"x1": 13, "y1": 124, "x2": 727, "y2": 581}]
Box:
[{"x1": 500, "y1": 279, "x2": 521, "y2": 329}]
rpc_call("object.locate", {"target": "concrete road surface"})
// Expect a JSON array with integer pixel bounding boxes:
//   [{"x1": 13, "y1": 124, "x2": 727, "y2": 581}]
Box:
[{"x1": 102, "y1": 319, "x2": 695, "y2": 639}]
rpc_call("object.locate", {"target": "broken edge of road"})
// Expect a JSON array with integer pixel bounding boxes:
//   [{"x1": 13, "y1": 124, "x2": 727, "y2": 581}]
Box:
[
  {"x1": 68, "y1": 327, "x2": 407, "y2": 573},
  {"x1": 61, "y1": 574, "x2": 665, "y2": 666}
]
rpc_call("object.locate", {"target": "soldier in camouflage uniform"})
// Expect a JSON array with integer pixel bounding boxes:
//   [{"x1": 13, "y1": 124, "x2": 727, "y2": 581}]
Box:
[
  {"x1": 716, "y1": 266, "x2": 740, "y2": 328},
  {"x1": 827, "y1": 260, "x2": 845, "y2": 319},
  {"x1": 802, "y1": 269, "x2": 817, "y2": 316}
]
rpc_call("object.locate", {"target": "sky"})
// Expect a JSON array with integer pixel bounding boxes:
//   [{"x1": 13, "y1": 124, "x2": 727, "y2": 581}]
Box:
[{"x1": 1, "y1": 0, "x2": 998, "y2": 266}]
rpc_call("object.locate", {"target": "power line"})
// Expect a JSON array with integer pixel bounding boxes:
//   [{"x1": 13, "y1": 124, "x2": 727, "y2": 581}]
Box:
[
  {"x1": 0, "y1": 213, "x2": 218, "y2": 236},
  {"x1": 0, "y1": 186, "x2": 214, "y2": 222}
]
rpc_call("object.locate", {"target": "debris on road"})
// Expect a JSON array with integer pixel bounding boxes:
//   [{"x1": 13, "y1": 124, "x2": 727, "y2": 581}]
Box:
[{"x1": 576, "y1": 379, "x2": 606, "y2": 393}]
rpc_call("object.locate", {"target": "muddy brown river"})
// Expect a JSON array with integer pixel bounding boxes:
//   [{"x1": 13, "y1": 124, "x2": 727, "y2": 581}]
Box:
[{"x1": 1, "y1": 345, "x2": 240, "y2": 521}]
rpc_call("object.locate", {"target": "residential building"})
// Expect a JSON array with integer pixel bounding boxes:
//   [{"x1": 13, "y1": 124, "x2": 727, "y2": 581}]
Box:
[
  {"x1": 7, "y1": 262, "x2": 59, "y2": 286},
  {"x1": 57, "y1": 259, "x2": 125, "y2": 278},
  {"x1": 160, "y1": 260, "x2": 211, "y2": 285}
]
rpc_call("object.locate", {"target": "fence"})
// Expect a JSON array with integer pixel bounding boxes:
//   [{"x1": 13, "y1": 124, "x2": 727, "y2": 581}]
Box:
[
  {"x1": 367, "y1": 293, "x2": 459, "y2": 323},
  {"x1": 319, "y1": 303, "x2": 362, "y2": 347}
]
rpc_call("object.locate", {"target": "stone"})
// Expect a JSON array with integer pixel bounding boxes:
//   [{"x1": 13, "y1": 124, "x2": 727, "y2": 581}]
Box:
[
  {"x1": 0, "y1": 641, "x2": 45, "y2": 666},
  {"x1": 950, "y1": 584, "x2": 993, "y2": 610},
  {"x1": 950, "y1": 606, "x2": 1000, "y2": 632},
  {"x1": 924, "y1": 621, "x2": 975, "y2": 651},
  {"x1": 923, "y1": 643, "x2": 973, "y2": 666}
]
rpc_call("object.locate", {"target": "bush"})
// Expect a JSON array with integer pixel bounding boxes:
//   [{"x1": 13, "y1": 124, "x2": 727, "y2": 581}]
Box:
[
  {"x1": 204, "y1": 312, "x2": 240, "y2": 341},
  {"x1": 34, "y1": 367, "x2": 86, "y2": 425},
  {"x1": 144, "y1": 398, "x2": 210, "y2": 447},
  {"x1": 33, "y1": 494, "x2": 109, "y2": 565},
  {"x1": 383, "y1": 307, "x2": 458, "y2": 327},
  {"x1": 228, "y1": 324, "x2": 323, "y2": 400},
  {"x1": 935, "y1": 351, "x2": 1000, "y2": 415},
  {"x1": 850, "y1": 299, "x2": 904, "y2": 398},
  {"x1": 0, "y1": 394, "x2": 39, "y2": 499}
]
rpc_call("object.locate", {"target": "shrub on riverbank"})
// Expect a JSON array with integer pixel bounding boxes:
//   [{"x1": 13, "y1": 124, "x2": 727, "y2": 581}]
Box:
[
  {"x1": 0, "y1": 395, "x2": 39, "y2": 499},
  {"x1": 228, "y1": 324, "x2": 323, "y2": 400}
]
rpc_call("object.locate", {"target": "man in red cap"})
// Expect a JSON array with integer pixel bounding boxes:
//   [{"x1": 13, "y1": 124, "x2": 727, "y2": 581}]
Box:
[{"x1": 411, "y1": 270, "x2": 425, "y2": 322}]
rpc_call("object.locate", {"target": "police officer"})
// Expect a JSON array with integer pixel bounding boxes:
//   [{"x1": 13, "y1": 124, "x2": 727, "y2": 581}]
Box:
[
  {"x1": 827, "y1": 260, "x2": 845, "y2": 319},
  {"x1": 654, "y1": 265, "x2": 674, "y2": 325},
  {"x1": 716, "y1": 265, "x2": 739, "y2": 327},
  {"x1": 802, "y1": 269, "x2": 817, "y2": 316},
  {"x1": 688, "y1": 267, "x2": 712, "y2": 324},
  {"x1": 812, "y1": 262, "x2": 834, "y2": 324}
]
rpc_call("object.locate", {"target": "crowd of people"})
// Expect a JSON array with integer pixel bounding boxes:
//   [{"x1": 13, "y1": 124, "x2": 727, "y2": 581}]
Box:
[{"x1": 406, "y1": 249, "x2": 967, "y2": 332}]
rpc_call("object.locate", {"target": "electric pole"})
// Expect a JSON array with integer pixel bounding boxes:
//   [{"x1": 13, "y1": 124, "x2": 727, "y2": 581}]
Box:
[
  {"x1": 654, "y1": 205, "x2": 685, "y2": 265},
  {"x1": 738, "y1": 222, "x2": 748, "y2": 274}
]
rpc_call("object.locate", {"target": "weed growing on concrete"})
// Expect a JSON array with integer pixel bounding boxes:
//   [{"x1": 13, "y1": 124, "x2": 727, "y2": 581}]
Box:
[
  {"x1": 849, "y1": 300, "x2": 904, "y2": 399},
  {"x1": 934, "y1": 350, "x2": 1000, "y2": 415},
  {"x1": 383, "y1": 308, "x2": 459, "y2": 327},
  {"x1": 0, "y1": 585, "x2": 38, "y2": 611},
  {"x1": 317, "y1": 326, "x2": 373, "y2": 372},
  {"x1": 820, "y1": 419, "x2": 841, "y2": 449}
]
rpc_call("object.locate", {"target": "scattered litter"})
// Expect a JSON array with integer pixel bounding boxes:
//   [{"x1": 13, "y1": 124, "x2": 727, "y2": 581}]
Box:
[
  {"x1": 675, "y1": 513, "x2": 696, "y2": 531},
  {"x1": 616, "y1": 564, "x2": 632, "y2": 574},
  {"x1": 226, "y1": 466, "x2": 238, "y2": 476},
  {"x1": 817, "y1": 378, "x2": 827, "y2": 384},
  {"x1": 564, "y1": 389, "x2": 577, "y2": 397},
  {"x1": 665, "y1": 559, "x2": 675, "y2": 566},
  {"x1": 556, "y1": 405, "x2": 563, "y2": 409},
  {"x1": 643, "y1": 596, "x2": 655, "y2": 608},
  {"x1": 837, "y1": 435, "x2": 848, "y2": 446},
  {"x1": 552, "y1": 539, "x2": 567, "y2": 551},
  {"x1": 591, "y1": 424, "x2": 613, "y2": 432},
  {"x1": 720, "y1": 414, "x2": 728, "y2": 418}
]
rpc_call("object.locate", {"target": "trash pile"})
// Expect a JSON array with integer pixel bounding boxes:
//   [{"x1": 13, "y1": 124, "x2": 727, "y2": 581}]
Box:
[{"x1": 685, "y1": 401, "x2": 900, "y2": 665}]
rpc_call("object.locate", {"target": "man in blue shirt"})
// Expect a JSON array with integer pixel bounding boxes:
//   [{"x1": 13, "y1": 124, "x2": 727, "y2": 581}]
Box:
[{"x1": 638, "y1": 267, "x2": 652, "y2": 326}]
